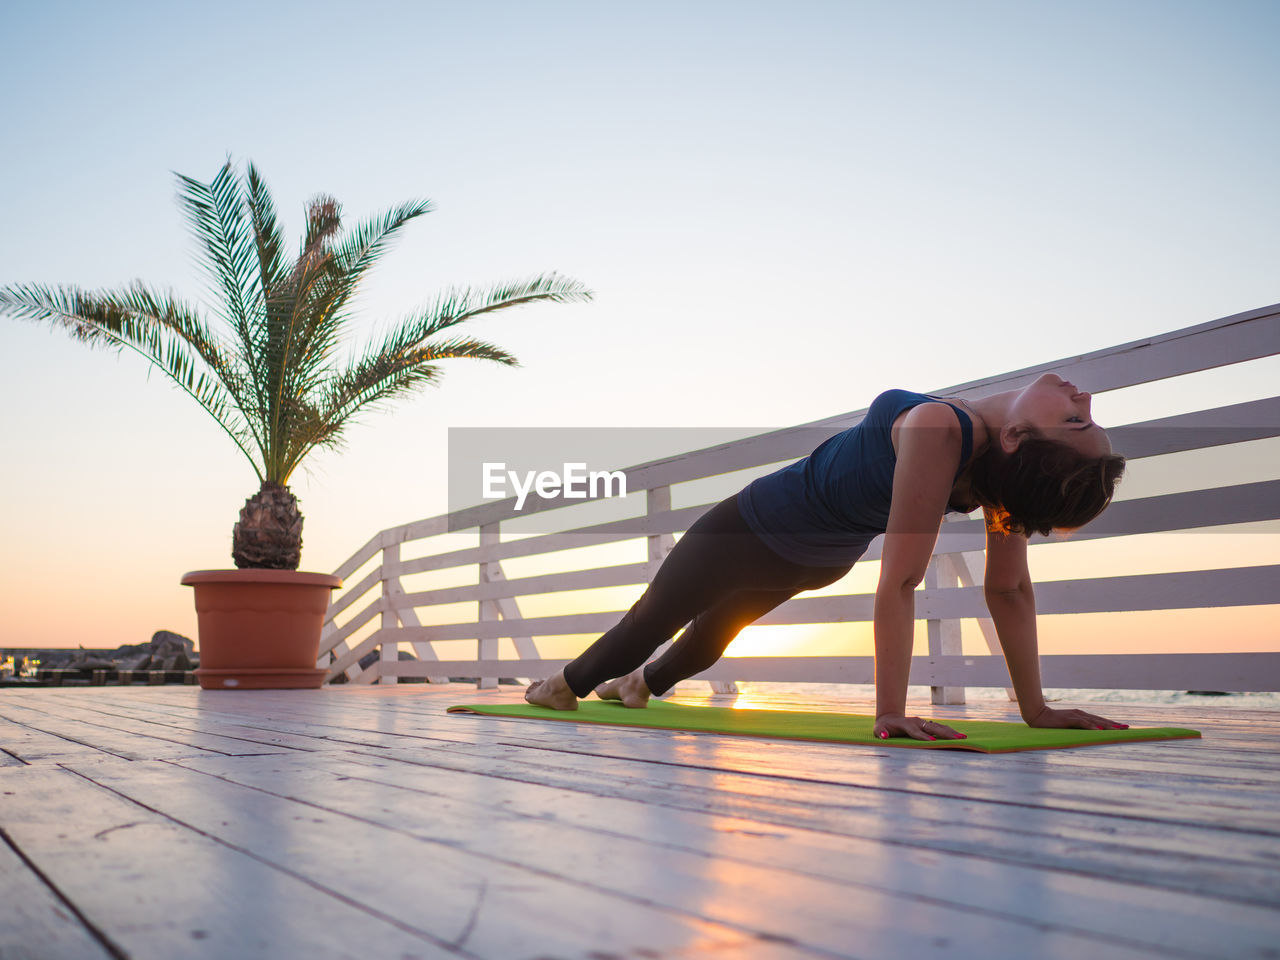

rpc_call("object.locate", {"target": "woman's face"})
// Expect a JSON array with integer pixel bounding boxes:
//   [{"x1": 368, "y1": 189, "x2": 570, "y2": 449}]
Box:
[{"x1": 1007, "y1": 373, "x2": 1112, "y2": 457}]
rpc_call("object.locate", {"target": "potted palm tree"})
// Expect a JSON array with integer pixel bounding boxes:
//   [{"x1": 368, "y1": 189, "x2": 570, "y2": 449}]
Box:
[{"x1": 1, "y1": 159, "x2": 591, "y2": 689}]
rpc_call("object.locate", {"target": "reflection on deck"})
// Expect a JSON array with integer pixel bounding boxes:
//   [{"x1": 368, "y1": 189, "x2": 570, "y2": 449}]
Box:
[{"x1": 1, "y1": 684, "x2": 1277, "y2": 960}]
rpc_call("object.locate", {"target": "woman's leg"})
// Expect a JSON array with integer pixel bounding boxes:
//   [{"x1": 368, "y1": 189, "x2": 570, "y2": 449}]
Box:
[
  {"x1": 558, "y1": 494, "x2": 785, "y2": 698},
  {"x1": 641, "y1": 556, "x2": 852, "y2": 696},
  {"x1": 530, "y1": 493, "x2": 852, "y2": 708},
  {"x1": 639, "y1": 587, "x2": 799, "y2": 696}
]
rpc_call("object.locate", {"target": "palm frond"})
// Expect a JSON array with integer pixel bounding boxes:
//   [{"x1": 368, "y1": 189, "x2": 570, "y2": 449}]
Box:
[
  {"x1": 281, "y1": 326, "x2": 526, "y2": 474},
  {"x1": 0, "y1": 281, "x2": 264, "y2": 478},
  {"x1": 245, "y1": 162, "x2": 289, "y2": 296},
  {"x1": 407, "y1": 335, "x2": 519, "y2": 366},
  {"x1": 173, "y1": 161, "x2": 262, "y2": 338},
  {"x1": 290, "y1": 197, "x2": 435, "y2": 366},
  {"x1": 329, "y1": 199, "x2": 434, "y2": 306},
  {"x1": 375, "y1": 272, "x2": 592, "y2": 358},
  {"x1": 279, "y1": 352, "x2": 445, "y2": 476},
  {"x1": 299, "y1": 194, "x2": 342, "y2": 264},
  {"x1": 262, "y1": 196, "x2": 349, "y2": 463}
]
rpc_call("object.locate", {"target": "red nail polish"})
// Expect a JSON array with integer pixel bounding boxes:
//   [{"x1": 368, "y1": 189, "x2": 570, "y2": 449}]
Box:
[
  {"x1": 879, "y1": 731, "x2": 887, "y2": 738},
  {"x1": 928, "y1": 736, "x2": 936, "y2": 741},
  {"x1": 958, "y1": 734, "x2": 967, "y2": 739}
]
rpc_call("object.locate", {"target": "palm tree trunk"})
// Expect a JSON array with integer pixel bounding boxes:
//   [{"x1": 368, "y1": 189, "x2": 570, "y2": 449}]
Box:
[{"x1": 231, "y1": 481, "x2": 303, "y2": 569}]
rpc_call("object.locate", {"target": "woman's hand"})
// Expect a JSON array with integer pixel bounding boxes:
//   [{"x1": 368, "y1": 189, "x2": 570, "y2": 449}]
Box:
[
  {"x1": 874, "y1": 714, "x2": 967, "y2": 741},
  {"x1": 1027, "y1": 704, "x2": 1129, "y2": 730}
]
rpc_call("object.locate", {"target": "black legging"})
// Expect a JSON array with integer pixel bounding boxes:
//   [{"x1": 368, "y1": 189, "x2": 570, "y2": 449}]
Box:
[{"x1": 562, "y1": 493, "x2": 854, "y2": 698}]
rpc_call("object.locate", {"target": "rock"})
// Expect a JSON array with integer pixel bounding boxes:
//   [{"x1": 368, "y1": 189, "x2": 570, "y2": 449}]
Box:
[
  {"x1": 37, "y1": 648, "x2": 84, "y2": 668},
  {"x1": 150, "y1": 630, "x2": 196, "y2": 655},
  {"x1": 117, "y1": 653, "x2": 152, "y2": 672},
  {"x1": 356, "y1": 648, "x2": 424, "y2": 682},
  {"x1": 39, "y1": 631, "x2": 199, "y2": 673}
]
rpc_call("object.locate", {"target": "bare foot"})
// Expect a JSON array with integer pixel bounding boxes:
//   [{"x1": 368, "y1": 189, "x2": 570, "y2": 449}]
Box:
[
  {"x1": 594, "y1": 667, "x2": 653, "y2": 709},
  {"x1": 524, "y1": 670, "x2": 578, "y2": 710}
]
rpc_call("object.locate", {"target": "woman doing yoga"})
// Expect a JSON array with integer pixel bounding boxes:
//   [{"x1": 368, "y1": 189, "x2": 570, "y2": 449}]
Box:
[{"x1": 525, "y1": 373, "x2": 1129, "y2": 740}]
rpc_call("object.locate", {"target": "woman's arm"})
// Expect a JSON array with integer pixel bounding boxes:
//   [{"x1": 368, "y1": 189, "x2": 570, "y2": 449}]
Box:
[
  {"x1": 873, "y1": 403, "x2": 967, "y2": 741},
  {"x1": 983, "y1": 510, "x2": 1129, "y2": 730},
  {"x1": 981, "y1": 517, "x2": 1047, "y2": 721}
]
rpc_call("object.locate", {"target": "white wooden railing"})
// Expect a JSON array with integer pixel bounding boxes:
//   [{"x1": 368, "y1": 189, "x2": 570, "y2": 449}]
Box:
[{"x1": 318, "y1": 303, "x2": 1280, "y2": 700}]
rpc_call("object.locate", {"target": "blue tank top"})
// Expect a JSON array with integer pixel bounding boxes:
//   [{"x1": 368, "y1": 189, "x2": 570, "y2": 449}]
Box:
[{"x1": 736, "y1": 389, "x2": 975, "y2": 566}]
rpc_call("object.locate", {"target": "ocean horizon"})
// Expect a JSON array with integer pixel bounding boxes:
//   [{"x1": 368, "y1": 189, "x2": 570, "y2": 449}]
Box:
[{"x1": 675, "y1": 681, "x2": 1280, "y2": 710}]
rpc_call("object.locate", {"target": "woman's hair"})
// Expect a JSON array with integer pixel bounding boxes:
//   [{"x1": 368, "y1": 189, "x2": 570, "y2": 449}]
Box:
[{"x1": 969, "y1": 435, "x2": 1126, "y2": 538}]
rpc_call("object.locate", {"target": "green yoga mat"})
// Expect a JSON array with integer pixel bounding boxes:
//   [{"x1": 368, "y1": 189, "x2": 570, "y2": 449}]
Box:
[{"x1": 447, "y1": 700, "x2": 1201, "y2": 753}]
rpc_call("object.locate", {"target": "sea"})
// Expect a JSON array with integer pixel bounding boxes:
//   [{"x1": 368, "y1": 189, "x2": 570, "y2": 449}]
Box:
[{"x1": 672, "y1": 681, "x2": 1280, "y2": 710}]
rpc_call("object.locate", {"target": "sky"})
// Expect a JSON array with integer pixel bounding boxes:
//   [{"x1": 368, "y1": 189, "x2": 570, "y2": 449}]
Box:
[{"x1": 1, "y1": 0, "x2": 1277, "y2": 664}]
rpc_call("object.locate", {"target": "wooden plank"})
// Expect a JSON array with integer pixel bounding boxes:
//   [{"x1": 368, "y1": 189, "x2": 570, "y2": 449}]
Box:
[
  {"x1": 323, "y1": 563, "x2": 381, "y2": 620},
  {"x1": 4, "y1": 697, "x2": 308, "y2": 757},
  {"x1": 391, "y1": 481, "x2": 1278, "y2": 610},
  {"x1": 14, "y1": 697, "x2": 357, "y2": 756},
  {"x1": 350, "y1": 732, "x2": 1280, "y2": 907},
  {"x1": 74, "y1": 758, "x2": 1176, "y2": 960},
  {"x1": 60, "y1": 761, "x2": 826, "y2": 960},
  {"x1": 1108, "y1": 396, "x2": 1280, "y2": 459},
  {"x1": 0, "y1": 699, "x2": 293, "y2": 760},
  {"x1": 476, "y1": 524, "x2": 500, "y2": 688},
  {"x1": 0, "y1": 715, "x2": 128, "y2": 765},
  {"x1": 407, "y1": 689, "x2": 1280, "y2": 752},
  {"x1": 2, "y1": 766, "x2": 460, "y2": 958},
  {"x1": 316, "y1": 594, "x2": 382, "y2": 655},
  {"x1": 0, "y1": 830, "x2": 116, "y2": 960},
  {"x1": 379, "y1": 514, "x2": 450, "y2": 547},
  {"x1": 1073, "y1": 479, "x2": 1280, "y2": 539},
  {"x1": 328, "y1": 531, "x2": 382, "y2": 582},
  {"x1": 365, "y1": 560, "x2": 1280, "y2": 646},
  {"x1": 378, "y1": 544, "x2": 402, "y2": 686},
  {"x1": 0, "y1": 700, "x2": 214, "y2": 762},
  {"x1": 0, "y1": 748, "x2": 25, "y2": 767},
  {"x1": 926, "y1": 554, "x2": 963, "y2": 704},
  {"x1": 63, "y1": 687, "x2": 1270, "y2": 874},
  {"x1": 443, "y1": 714, "x2": 1280, "y2": 819},
  {"x1": 910, "y1": 653, "x2": 1280, "y2": 692},
  {"x1": 70, "y1": 689, "x2": 599, "y2": 761},
  {"x1": 393, "y1": 505, "x2": 708, "y2": 575},
  {"x1": 99, "y1": 686, "x2": 1280, "y2": 781},
  {"x1": 60, "y1": 686, "x2": 1280, "y2": 785},
  {"x1": 324, "y1": 630, "x2": 383, "y2": 678},
  {"x1": 391, "y1": 561, "x2": 650, "y2": 607},
  {"x1": 917, "y1": 564, "x2": 1280, "y2": 618},
  {"x1": 483, "y1": 735, "x2": 1279, "y2": 831},
  {"x1": 168, "y1": 749, "x2": 1280, "y2": 960},
  {"x1": 102, "y1": 687, "x2": 1275, "y2": 871}
]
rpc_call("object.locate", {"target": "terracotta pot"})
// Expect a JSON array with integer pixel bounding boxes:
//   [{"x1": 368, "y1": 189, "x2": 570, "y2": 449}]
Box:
[{"x1": 181, "y1": 569, "x2": 342, "y2": 690}]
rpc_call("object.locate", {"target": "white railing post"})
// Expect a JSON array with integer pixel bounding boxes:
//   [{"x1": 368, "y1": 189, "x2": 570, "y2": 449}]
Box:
[
  {"x1": 379, "y1": 542, "x2": 401, "y2": 684},
  {"x1": 382, "y1": 540, "x2": 451, "y2": 684},
  {"x1": 642, "y1": 487, "x2": 678, "y2": 679},
  {"x1": 477, "y1": 522, "x2": 500, "y2": 689},
  {"x1": 945, "y1": 549, "x2": 1016, "y2": 700},
  {"x1": 926, "y1": 551, "x2": 964, "y2": 705},
  {"x1": 645, "y1": 486, "x2": 677, "y2": 581}
]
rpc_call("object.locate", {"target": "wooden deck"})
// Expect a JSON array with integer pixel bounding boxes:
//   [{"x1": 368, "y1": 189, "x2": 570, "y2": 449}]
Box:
[{"x1": 1, "y1": 685, "x2": 1277, "y2": 960}]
